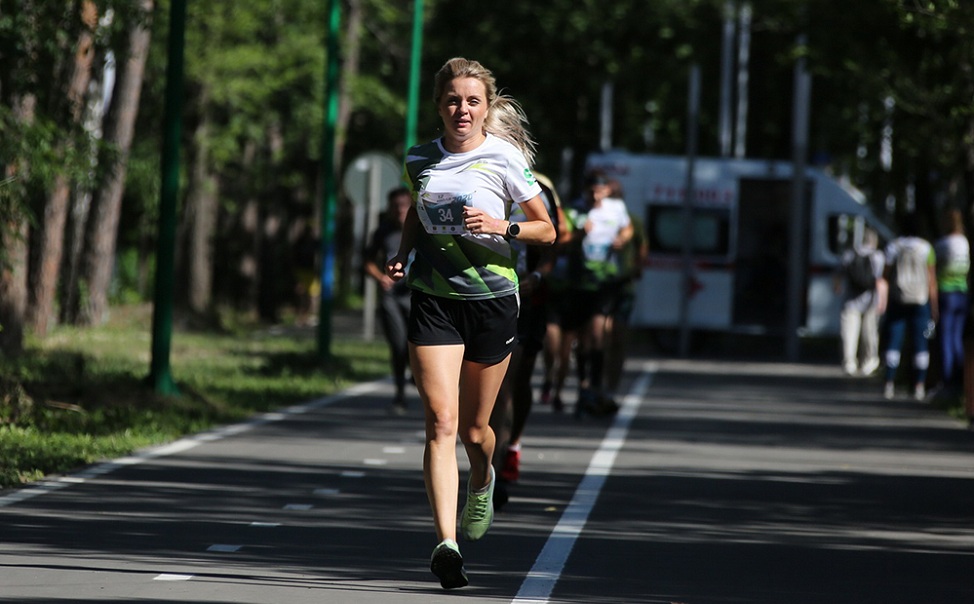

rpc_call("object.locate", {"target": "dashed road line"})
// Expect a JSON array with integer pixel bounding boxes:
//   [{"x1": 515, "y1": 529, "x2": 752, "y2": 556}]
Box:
[{"x1": 154, "y1": 574, "x2": 193, "y2": 581}]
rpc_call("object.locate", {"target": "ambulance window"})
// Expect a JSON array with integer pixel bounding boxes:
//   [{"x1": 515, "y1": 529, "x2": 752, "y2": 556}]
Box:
[{"x1": 647, "y1": 207, "x2": 730, "y2": 255}]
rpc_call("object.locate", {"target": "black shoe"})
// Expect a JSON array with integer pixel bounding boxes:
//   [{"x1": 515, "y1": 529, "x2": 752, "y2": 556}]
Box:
[
  {"x1": 593, "y1": 396, "x2": 620, "y2": 416},
  {"x1": 574, "y1": 389, "x2": 598, "y2": 419},
  {"x1": 430, "y1": 540, "x2": 468, "y2": 589}
]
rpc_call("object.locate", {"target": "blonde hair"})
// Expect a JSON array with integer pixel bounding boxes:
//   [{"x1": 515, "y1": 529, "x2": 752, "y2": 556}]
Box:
[{"x1": 433, "y1": 57, "x2": 537, "y2": 165}]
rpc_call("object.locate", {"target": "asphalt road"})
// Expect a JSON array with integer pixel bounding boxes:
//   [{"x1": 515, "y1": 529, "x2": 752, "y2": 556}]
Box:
[{"x1": 1, "y1": 347, "x2": 972, "y2": 603}]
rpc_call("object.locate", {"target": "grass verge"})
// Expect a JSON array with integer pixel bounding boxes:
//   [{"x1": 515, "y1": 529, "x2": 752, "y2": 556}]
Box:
[{"x1": 0, "y1": 306, "x2": 389, "y2": 488}]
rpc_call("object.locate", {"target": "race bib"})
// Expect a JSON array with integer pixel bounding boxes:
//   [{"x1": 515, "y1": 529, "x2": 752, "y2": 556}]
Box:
[
  {"x1": 417, "y1": 191, "x2": 473, "y2": 235},
  {"x1": 583, "y1": 241, "x2": 612, "y2": 262}
]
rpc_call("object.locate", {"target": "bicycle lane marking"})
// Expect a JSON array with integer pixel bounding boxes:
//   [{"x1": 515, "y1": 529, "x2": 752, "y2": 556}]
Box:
[{"x1": 512, "y1": 361, "x2": 657, "y2": 604}]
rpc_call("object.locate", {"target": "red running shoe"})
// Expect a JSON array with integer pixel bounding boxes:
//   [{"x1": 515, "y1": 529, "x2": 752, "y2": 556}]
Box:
[
  {"x1": 539, "y1": 381, "x2": 552, "y2": 405},
  {"x1": 500, "y1": 446, "x2": 521, "y2": 483}
]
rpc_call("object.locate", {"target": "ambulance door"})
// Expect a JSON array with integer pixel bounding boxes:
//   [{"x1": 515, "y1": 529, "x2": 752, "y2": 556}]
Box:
[{"x1": 732, "y1": 178, "x2": 812, "y2": 335}]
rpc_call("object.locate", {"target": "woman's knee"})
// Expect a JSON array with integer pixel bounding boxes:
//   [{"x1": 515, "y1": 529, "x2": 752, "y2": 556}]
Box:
[
  {"x1": 425, "y1": 406, "x2": 458, "y2": 441},
  {"x1": 458, "y1": 423, "x2": 492, "y2": 447}
]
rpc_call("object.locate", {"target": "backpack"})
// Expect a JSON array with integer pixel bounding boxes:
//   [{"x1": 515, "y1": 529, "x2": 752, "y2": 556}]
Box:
[
  {"x1": 890, "y1": 239, "x2": 931, "y2": 305},
  {"x1": 847, "y1": 252, "x2": 875, "y2": 292}
]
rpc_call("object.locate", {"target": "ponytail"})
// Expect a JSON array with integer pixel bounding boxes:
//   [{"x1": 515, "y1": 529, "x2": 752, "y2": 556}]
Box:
[{"x1": 486, "y1": 95, "x2": 537, "y2": 166}]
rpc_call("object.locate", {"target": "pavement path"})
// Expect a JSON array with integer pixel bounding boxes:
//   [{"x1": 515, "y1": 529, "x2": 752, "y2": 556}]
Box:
[{"x1": 1, "y1": 345, "x2": 972, "y2": 603}]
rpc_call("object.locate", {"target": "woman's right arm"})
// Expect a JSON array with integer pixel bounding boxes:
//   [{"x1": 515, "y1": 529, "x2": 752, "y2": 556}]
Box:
[{"x1": 386, "y1": 206, "x2": 420, "y2": 281}]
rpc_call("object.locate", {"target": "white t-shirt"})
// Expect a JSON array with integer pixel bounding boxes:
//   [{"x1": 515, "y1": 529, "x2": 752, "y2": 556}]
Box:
[
  {"x1": 580, "y1": 197, "x2": 630, "y2": 263},
  {"x1": 934, "y1": 233, "x2": 970, "y2": 293},
  {"x1": 886, "y1": 236, "x2": 934, "y2": 305},
  {"x1": 566, "y1": 197, "x2": 631, "y2": 288},
  {"x1": 404, "y1": 134, "x2": 542, "y2": 300}
]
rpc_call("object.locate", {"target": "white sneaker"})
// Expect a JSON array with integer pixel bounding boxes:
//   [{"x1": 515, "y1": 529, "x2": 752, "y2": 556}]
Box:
[
  {"x1": 883, "y1": 382, "x2": 895, "y2": 400},
  {"x1": 914, "y1": 384, "x2": 926, "y2": 401},
  {"x1": 861, "y1": 357, "x2": 881, "y2": 376},
  {"x1": 842, "y1": 362, "x2": 857, "y2": 376}
]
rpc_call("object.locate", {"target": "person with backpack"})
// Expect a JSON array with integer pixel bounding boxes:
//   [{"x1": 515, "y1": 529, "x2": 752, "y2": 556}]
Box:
[
  {"x1": 835, "y1": 228, "x2": 885, "y2": 376},
  {"x1": 882, "y1": 219, "x2": 938, "y2": 400}
]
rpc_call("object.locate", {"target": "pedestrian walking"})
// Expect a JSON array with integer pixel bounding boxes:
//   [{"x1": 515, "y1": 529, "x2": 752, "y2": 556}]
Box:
[
  {"x1": 933, "y1": 208, "x2": 970, "y2": 395},
  {"x1": 385, "y1": 57, "x2": 555, "y2": 590},
  {"x1": 883, "y1": 219, "x2": 938, "y2": 400},
  {"x1": 363, "y1": 187, "x2": 414, "y2": 414},
  {"x1": 834, "y1": 227, "x2": 885, "y2": 376}
]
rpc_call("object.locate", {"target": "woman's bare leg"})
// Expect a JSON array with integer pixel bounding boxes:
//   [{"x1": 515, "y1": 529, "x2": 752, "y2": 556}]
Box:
[
  {"x1": 459, "y1": 354, "x2": 511, "y2": 490},
  {"x1": 411, "y1": 343, "x2": 464, "y2": 542}
]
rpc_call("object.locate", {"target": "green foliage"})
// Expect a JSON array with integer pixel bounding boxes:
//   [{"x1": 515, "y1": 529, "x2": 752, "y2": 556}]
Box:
[
  {"x1": 180, "y1": 0, "x2": 328, "y2": 169},
  {"x1": 5, "y1": 0, "x2": 974, "y2": 335},
  {"x1": 110, "y1": 248, "x2": 151, "y2": 305}
]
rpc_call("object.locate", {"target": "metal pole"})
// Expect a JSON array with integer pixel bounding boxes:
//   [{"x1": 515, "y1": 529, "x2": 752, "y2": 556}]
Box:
[
  {"x1": 317, "y1": 0, "x2": 341, "y2": 359},
  {"x1": 679, "y1": 64, "x2": 700, "y2": 358},
  {"x1": 786, "y1": 36, "x2": 811, "y2": 361},
  {"x1": 600, "y1": 81, "x2": 613, "y2": 151},
  {"x1": 362, "y1": 158, "x2": 381, "y2": 341},
  {"x1": 734, "y1": 2, "x2": 752, "y2": 159},
  {"x1": 718, "y1": 0, "x2": 735, "y2": 157},
  {"x1": 404, "y1": 0, "x2": 424, "y2": 153},
  {"x1": 148, "y1": 0, "x2": 185, "y2": 396}
]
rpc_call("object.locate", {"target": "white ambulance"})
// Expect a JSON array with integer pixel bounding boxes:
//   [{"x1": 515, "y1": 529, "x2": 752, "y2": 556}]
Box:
[{"x1": 585, "y1": 151, "x2": 894, "y2": 337}]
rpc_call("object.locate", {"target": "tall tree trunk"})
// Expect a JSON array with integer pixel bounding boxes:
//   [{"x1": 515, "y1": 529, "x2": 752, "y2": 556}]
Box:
[
  {"x1": 231, "y1": 139, "x2": 260, "y2": 314},
  {"x1": 78, "y1": 0, "x2": 154, "y2": 325},
  {"x1": 183, "y1": 113, "x2": 219, "y2": 315},
  {"x1": 964, "y1": 93, "x2": 974, "y2": 223},
  {"x1": 0, "y1": 96, "x2": 36, "y2": 356},
  {"x1": 257, "y1": 205, "x2": 285, "y2": 323},
  {"x1": 239, "y1": 197, "x2": 260, "y2": 313},
  {"x1": 0, "y1": 217, "x2": 29, "y2": 355},
  {"x1": 335, "y1": 0, "x2": 361, "y2": 170},
  {"x1": 332, "y1": 0, "x2": 362, "y2": 304},
  {"x1": 28, "y1": 0, "x2": 98, "y2": 336}
]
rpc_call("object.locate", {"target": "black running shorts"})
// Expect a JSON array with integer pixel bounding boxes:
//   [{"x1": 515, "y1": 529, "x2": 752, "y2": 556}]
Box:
[{"x1": 408, "y1": 291, "x2": 518, "y2": 365}]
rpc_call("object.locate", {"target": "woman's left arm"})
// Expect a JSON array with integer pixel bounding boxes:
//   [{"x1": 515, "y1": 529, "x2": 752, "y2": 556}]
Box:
[
  {"x1": 516, "y1": 195, "x2": 557, "y2": 245},
  {"x1": 462, "y1": 195, "x2": 556, "y2": 245}
]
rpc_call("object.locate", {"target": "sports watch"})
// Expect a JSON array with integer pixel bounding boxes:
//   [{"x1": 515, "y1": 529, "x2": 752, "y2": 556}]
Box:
[{"x1": 505, "y1": 222, "x2": 520, "y2": 240}]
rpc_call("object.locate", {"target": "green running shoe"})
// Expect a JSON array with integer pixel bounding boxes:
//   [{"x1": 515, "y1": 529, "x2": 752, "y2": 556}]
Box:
[
  {"x1": 430, "y1": 539, "x2": 467, "y2": 589},
  {"x1": 460, "y1": 466, "x2": 495, "y2": 541}
]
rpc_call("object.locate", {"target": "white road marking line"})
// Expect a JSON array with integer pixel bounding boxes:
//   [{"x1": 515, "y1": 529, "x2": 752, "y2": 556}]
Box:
[
  {"x1": 0, "y1": 382, "x2": 384, "y2": 508},
  {"x1": 382, "y1": 446, "x2": 406, "y2": 454},
  {"x1": 284, "y1": 504, "x2": 313, "y2": 511},
  {"x1": 313, "y1": 488, "x2": 341, "y2": 496},
  {"x1": 341, "y1": 471, "x2": 366, "y2": 478},
  {"x1": 512, "y1": 362, "x2": 656, "y2": 604},
  {"x1": 154, "y1": 574, "x2": 193, "y2": 581},
  {"x1": 363, "y1": 459, "x2": 388, "y2": 466},
  {"x1": 250, "y1": 522, "x2": 280, "y2": 527},
  {"x1": 207, "y1": 544, "x2": 241, "y2": 552}
]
